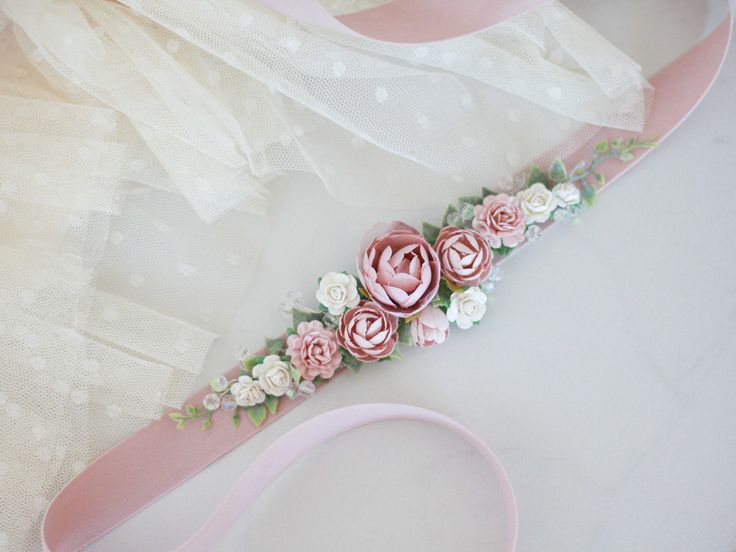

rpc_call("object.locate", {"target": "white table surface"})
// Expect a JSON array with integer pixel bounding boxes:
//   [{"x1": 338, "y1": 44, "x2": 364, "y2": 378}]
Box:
[{"x1": 91, "y1": 6, "x2": 736, "y2": 552}]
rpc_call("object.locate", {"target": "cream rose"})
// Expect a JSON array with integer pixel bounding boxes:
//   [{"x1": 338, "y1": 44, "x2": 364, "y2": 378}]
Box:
[
  {"x1": 447, "y1": 287, "x2": 487, "y2": 330},
  {"x1": 517, "y1": 182, "x2": 556, "y2": 224},
  {"x1": 230, "y1": 375, "x2": 266, "y2": 406},
  {"x1": 252, "y1": 354, "x2": 292, "y2": 396},
  {"x1": 316, "y1": 272, "x2": 360, "y2": 316},
  {"x1": 552, "y1": 182, "x2": 581, "y2": 207}
]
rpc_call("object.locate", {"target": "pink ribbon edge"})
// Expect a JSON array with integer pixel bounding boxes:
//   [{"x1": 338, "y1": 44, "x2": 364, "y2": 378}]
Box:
[
  {"x1": 41, "y1": 5, "x2": 734, "y2": 552},
  {"x1": 172, "y1": 403, "x2": 519, "y2": 552}
]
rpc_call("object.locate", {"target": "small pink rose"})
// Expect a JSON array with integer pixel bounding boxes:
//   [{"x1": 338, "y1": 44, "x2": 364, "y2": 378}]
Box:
[
  {"x1": 337, "y1": 301, "x2": 398, "y2": 362},
  {"x1": 358, "y1": 221, "x2": 441, "y2": 318},
  {"x1": 410, "y1": 306, "x2": 450, "y2": 347},
  {"x1": 286, "y1": 320, "x2": 342, "y2": 381},
  {"x1": 434, "y1": 226, "x2": 493, "y2": 287},
  {"x1": 472, "y1": 194, "x2": 526, "y2": 249}
]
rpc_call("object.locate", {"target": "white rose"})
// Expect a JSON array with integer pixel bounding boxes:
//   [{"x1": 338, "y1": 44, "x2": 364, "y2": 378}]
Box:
[
  {"x1": 552, "y1": 181, "x2": 581, "y2": 207},
  {"x1": 252, "y1": 354, "x2": 292, "y2": 397},
  {"x1": 446, "y1": 287, "x2": 487, "y2": 330},
  {"x1": 316, "y1": 272, "x2": 360, "y2": 316},
  {"x1": 230, "y1": 375, "x2": 266, "y2": 406},
  {"x1": 517, "y1": 182, "x2": 556, "y2": 224}
]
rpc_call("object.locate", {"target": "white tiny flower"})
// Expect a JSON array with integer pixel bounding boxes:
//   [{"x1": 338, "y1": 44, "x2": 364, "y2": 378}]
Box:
[
  {"x1": 316, "y1": 272, "x2": 360, "y2": 316},
  {"x1": 517, "y1": 182, "x2": 556, "y2": 224},
  {"x1": 230, "y1": 375, "x2": 266, "y2": 407},
  {"x1": 552, "y1": 181, "x2": 581, "y2": 207},
  {"x1": 447, "y1": 287, "x2": 487, "y2": 330},
  {"x1": 252, "y1": 354, "x2": 292, "y2": 397}
]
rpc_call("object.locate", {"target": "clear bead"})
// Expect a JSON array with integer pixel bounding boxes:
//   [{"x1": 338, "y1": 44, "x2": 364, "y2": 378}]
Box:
[
  {"x1": 285, "y1": 290, "x2": 302, "y2": 305},
  {"x1": 221, "y1": 394, "x2": 237, "y2": 411},
  {"x1": 278, "y1": 301, "x2": 293, "y2": 319},
  {"x1": 553, "y1": 208, "x2": 572, "y2": 223},
  {"x1": 285, "y1": 382, "x2": 299, "y2": 400},
  {"x1": 210, "y1": 375, "x2": 229, "y2": 393},
  {"x1": 460, "y1": 203, "x2": 475, "y2": 221},
  {"x1": 203, "y1": 393, "x2": 221, "y2": 411},
  {"x1": 297, "y1": 380, "x2": 316, "y2": 398},
  {"x1": 487, "y1": 266, "x2": 504, "y2": 282},
  {"x1": 525, "y1": 224, "x2": 541, "y2": 242},
  {"x1": 234, "y1": 345, "x2": 250, "y2": 362},
  {"x1": 481, "y1": 280, "x2": 495, "y2": 293}
]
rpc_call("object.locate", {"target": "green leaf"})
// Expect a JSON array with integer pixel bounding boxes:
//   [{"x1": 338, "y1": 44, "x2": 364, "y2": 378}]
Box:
[
  {"x1": 185, "y1": 405, "x2": 198, "y2": 416},
  {"x1": 286, "y1": 327, "x2": 296, "y2": 336},
  {"x1": 548, "y1": 158, "x2": 567, "y2": 184},
  {"x1": 168, "y1": 411, "x2": 183, "y2": 421},
  {"x1": 596, "y1": 172, "x2": 606, "y2": 187},
  {"x1": 492, "y1": 245, "x2": 512, "y2": 256},
  {"x1": 264, "y1": 395, "x2": 279, "y2": 415},
  {"x1": 231, "y1": 409, "x2": 241, "y2": 428},
  {"x1": 619, "y1": 152, "x2": 634, "y2": 162},
  {"x1": 526, "y1": 165, "x2": 549, "y2": 187},
  {"x1": 458, "y1": 196, "x2": 483, "y2": 206},
  {"x1": 481, "y1": 186, "x2": 495, "y2": 198},
  {"x1": 431, "y1": 280, "x2": 453, "y2": 310},
  {"x1": 581, "y1": 183, "x2": 596, "y2": 207},
  {"x1": 201, "y1": 418, "x2": 212, "y2": 430},
  {"x1": 397, "y1": 323, "x2": 413, "y2": 346},
  {"x1": 611, "y1": 138, "x2": 623, "y2": 148},
  {"x1": 595, "y1": 139, "x2": 609, "y2": 154},
  {"x1": 292, "y1": 308, "x2": 322, "y2": 328},
  {"x1": 572, "y1": 160, "x2": 586, "y2": 175},
  {"x1": 422, "y1": 222, "x2": 442, "y2": 244},
  {"x1": 290, "y1": 365, "x2": 302, "y2": 384},
  {"x1": 176, "y1": 420, "x2": 187, "y2": 430},
  {"x1": 442, "y1": 204, "x2": 459, "y2": 227},
  {"x1": 242, "y1": 356, "x2": 259, "y2": 372},
  {"x1": 247, "y1": 404, "x2": 268, "y2": 427},
  {"x1": 383, "y1": 345, "x2": 402, "y2": 362},
  {"x1": 265, "y1": 337, "x2": 285, "y2": 355},
  {"x1": 340, "y1": 349, "x2": 363, "y2": 374}
]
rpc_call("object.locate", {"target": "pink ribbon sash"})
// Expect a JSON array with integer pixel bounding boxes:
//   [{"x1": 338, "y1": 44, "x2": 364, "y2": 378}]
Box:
[{"x1": 42, "y1": 2, "x2": 733, "y2": 551}]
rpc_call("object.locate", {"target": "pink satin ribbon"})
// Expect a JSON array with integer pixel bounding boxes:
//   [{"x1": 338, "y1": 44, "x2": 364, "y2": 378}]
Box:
[
  {"x1": 259, "y1": 0, "x2": 551, "y2": 43},
  {"x1": 42, "y1": 2, "x2": 733, "y2": 551}
]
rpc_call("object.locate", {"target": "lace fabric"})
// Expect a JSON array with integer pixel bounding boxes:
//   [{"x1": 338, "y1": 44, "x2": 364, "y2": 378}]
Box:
[{"x1": 0, "y1": 0, "x2": 652, "y2": 549}]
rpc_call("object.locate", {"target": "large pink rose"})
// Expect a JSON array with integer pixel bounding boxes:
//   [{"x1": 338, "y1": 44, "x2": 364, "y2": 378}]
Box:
[
  {"x1": 472, "y1": 194, "x2": 526, "y2": 249},
  {"x1": 337, "y1": 301, "x2": 398, "y2": 362},
  {"x1": 358, "y1": 221, "x2": 441, "y2": 317},
  {"x1": 434, "y1": 226, "x2": 493, "y2": 287},
  {"x1": 410, "y1": 306, "x2": 450, "y2": 347},
  {"x1": 286, "y1": 320, "x2": 342, "y2": 381}
]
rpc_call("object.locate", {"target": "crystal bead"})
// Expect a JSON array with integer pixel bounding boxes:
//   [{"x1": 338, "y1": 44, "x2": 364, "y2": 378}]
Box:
[
  {"x1": 525, "y1": 224, "x2": 541, "y2": 242},
  {"x1": 297, "y1": 380, "x2": 316, "y2": 398},
  {"x1": 221, "y1": 394, "x2": 237, "y2": 411},
  {"x1": 203, "y1": 393, "x2": 221, "y2": 411},
  {"x1": 278, "y1": 301, "x2": 293, "y2": 318},
  {"x1": 460, "y1": 203, "x2": 475, "y2": 221},
  {"x1": 234, "y1": 345, "x2": 250, "y2": 362},
  {"x1": 481, "y1": 280, "x2": 495, "y2": 293},
  {"x1": 285, "y1": 382, "x2": 299, "y2": 400},
  {"x1": 210, "y1": 375, "x2": 229, "y2": 393},
  {"x1": 285, "y1": 290, "x2": 302, "y2": 304},
  {"x1": 553, "y1": 208, "x2": 572, "y2": 223},
  {"x1": 487, "y1": 266, "x2": 504, "y2": 282}
]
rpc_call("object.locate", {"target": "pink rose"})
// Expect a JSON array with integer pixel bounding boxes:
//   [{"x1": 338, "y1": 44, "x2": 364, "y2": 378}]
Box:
[
  {"x1": 358, "y1": 221, "x2": 441, "y2": 318},
  {"x1": 337, "y1": 301, "x2": 398, "y2": 362},
  {"x1": 286, "y1": 320, "x2": 342, "y2": 381},
  {"x1": 434, "y1": 226, "x2": 494, "y2": 287},
  {"x1": 472, "y1": 194, "x2": 526, "y2": 249},
  {"x1": 410, "y1": 306, "x2": 450, "y2": 347}
]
